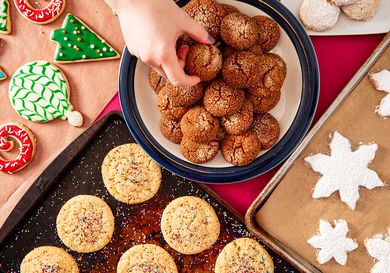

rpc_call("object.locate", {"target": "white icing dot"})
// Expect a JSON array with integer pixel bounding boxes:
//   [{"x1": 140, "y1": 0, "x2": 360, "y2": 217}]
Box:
[
  {"x1": 73, "y1": 45, "x2": 77, "y2": 49},
  {"x1": 82, "y1": 55, "x2": 86, "y2": 59},
  {"x1": 101, "y1": 39, "x2": 105, "y2": 43},
  {"x1": 81, "y1": 26, "x2": 85, "y2": 29},
  {"x1": 103, "y1": 47, "x2": 107, "y2": 52},
  {"x1": 64, "y1": 37, "x2": 68, "y2": 41},
  {"x1": 109, "y1": 48, "x2": 113, "y2": 52},
  {"x1": 90, "y1": 44, "x2": 95, "y2": 49},
  {"x1": 59, "y1": 53, "x2": 63, "y2": 56},
  {"x1": 100, "y1": 53, "x2": 103, "y2": 56},
  {"x1": 68, "y1": 44, "x2": 72, "y2": 47},
  {"x1": 73, "y1": 31, "x2": 77, "y2": 34}
]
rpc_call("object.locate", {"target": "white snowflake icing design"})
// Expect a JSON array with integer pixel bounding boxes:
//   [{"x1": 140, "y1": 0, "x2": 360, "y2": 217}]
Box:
[
  {"x1": 308, "y1": 219, "x2": 358, "y2": 265},
  {"x1": 369, "y1": 69, "x2": 390, "y2": 117},
  {"x1": 365, "y1": 228, "x2": 390, "y2": 273},
  {"x1": 304, "y1": 131, "x2": 385, "y2": 210}
]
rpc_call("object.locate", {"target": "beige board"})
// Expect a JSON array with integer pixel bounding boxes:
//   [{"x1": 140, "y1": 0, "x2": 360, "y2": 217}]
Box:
[
  {"x1": 256, "y1": 39, "x2": 390, "y2": 272},
  {"x1": 0, "y1": 0, "x2": 125, "y2": 227}
]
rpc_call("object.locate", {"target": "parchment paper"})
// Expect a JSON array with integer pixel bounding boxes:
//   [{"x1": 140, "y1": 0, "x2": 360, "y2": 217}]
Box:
[
  {"x1": 256, "y1": 42, "x2": 390, "y2": 272},
  {"x1": 0, "y1": 0, "x2": 125, "y2": 227}
]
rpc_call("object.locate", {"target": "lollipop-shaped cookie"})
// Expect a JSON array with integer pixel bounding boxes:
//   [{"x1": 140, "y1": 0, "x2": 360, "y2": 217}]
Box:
[{"x1": 9, "y1": 60, "x2": 83, "y2": 127}]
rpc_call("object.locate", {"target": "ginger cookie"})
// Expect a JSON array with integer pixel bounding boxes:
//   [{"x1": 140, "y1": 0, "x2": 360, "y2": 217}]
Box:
[
  {"x1": 221, "y1": 3, "x2": 239, "y2": 15},
  {"x1": 215, "y1": 238, "x2": 274, "y2": 273},
  {"x1": 180, "y1": 106, "x2": 220, "y2": 143},
  {"x1": 21, "y1": 246, "x2": 79, "y2": 273},
  {"x1": 221, "y1": 44, "x2": 262, "y2": 59},
  {"x1": 160, "y1": 116, "x2": 183, "y2": 144},
  {"x1": 221, "y1": 130, "x2": 260, "y2": 166},
  {"x1": 299, "y1": 0, "x2": 340, "y2": 32},
  {"x1": 149, "y1": 68, "x2": 166, "y2": 94},
  {"x1": 180, "y1": 137, "x2": 219, "y2": 164},
  {"x1": 183, "y1": 0, "x2": 227, "y2": 39},
  {"x1": 252, "y1": 113, "x2": 280, "y2": 150},
  {"x1": 203, "y1": 79, "x2": 245, "y2": 117},
  {"x1": 186, "y1": 44, "x2": 223, "y2": 81},
  {"x1": 163, "y1": 82, "x2": 203, "y2": 107},
  {"x1": 253, "y1": 15, "x2": 280, "y2": 52},
  {"x1": 161, "y1": 196, "x2": 220, "y2": 255},
  {"x1": 220, "y1": 13, "x2": 259, "y2": 50},
  {"x1": 117, "y1": 244, "x2": 178, "y2": 273},
  {"x1": 56, "y1": 195, "x2": 115, "y2": 253},
  {"x1": 248, "y1": 90, "x2": 281, "y2": 113},
  {"x1": 221, "y1": 99, "x2": 254, "y2": 135},
  {"x1": 157, "y1": 87, "x2": 189, "y2": 121},
  {"x1": 341, "y1": 0, "x2": 378, "y2": 21},
  {"x1": 222, "y1": 52, "x2": 261, "y2": 88},
  {"x1": 102, "y1": 143, "x2": 162, "y2": 204},
  {"x1": 248, "y1": 53, "x2": 286, "y2": 96}
]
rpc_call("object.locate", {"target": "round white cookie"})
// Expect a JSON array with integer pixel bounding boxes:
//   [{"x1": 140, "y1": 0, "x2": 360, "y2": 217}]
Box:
[{"x1": 299, "y1": 0, "x2": 340, "y2": 32}]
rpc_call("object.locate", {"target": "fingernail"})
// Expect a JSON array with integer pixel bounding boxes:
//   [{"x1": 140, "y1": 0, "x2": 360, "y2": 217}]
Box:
[{"x1": 208, "y1": 34, "x2": 215, "y2": 44}]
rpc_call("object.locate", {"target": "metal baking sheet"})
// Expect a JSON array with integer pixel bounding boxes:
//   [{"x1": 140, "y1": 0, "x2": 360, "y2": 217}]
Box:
[{"x1": 0, "y1": 111, "x2": 297, "y2": 273}]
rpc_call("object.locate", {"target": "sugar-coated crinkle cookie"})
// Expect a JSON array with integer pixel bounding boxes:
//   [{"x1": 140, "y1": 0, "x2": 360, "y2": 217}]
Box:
[{"x1": 299, "y1": 0, "x2": 340, "y2": 32}]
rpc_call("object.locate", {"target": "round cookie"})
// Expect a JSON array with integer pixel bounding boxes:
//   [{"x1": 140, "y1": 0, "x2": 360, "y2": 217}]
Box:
[
  {"x1": 203, "y1": 79, "x2": 245, "y2": 117},
  {"x1": 221, "y1": 3, "x2": 239, "y2": 15},
  {"x1": 220, "y1": 13, "x2": 259, "y2": 50},
  {"x1": 221, "y1": 130, "x2": 260, "y2": 166},
  {"x1": 177, "y1": 34, "x2": 196, "y2": 48},
  {"x1": 117, "y1": 244, "x2": 178, "y2": 273},
  {"x1": 157, "y1": 87, "x2": 189, "y2": 121},
  {"x1": 221, "y1": 99, "x2": 254, "y2": 135},
  {"x1": 299, "y1": 0, "x2": 340, "y2": 32},
  {"x1": 248, "y1": 53, "x2": 286, "y2": 96},
  {"x1": 149, "y1": 68, "x2": 166, "y2": 94},
  {"x1": 252, "y1": 113, "x2": 280, "y2": 150},
  {"x1": 248, "y1": 90, "x2": 281, "y2": 113},
  {"x1": 222, "y1": 44, "x2": 262, "y2": 59},
  {"x1": 163, "y1": 82, "x2": 203, "y2": 107},
  {"x1": 341, "y1": 0, "x2": 377, "y2": 21},
  {"x1": 160, "y1": 116, "x2": 183, "y2": 144},
  {"x1": 222, "y1": 52, "x2": 261, "y2": 88},
  {"x1": 215, "y1": 238, "x2": 274, "y2": 273},
  {"x1": 186, "y1": 44, "x2": 223, "y2": 81},
  {"x1": 331, "y1": 0, "x2": 359, "y2": 6},
  {"x1": 180, "y1": 137, "x2": 219, "y2": 164},
  {"x1": 102, "y1": 143, "x2": 162, "y2": 204},
  {"x1": 56, "y1": 195, "x2": 114, "y2": 253},
  {"x1": 21, "y1": 246, "x2": 79, "y2": 273},
  {"x1": 180, "y1": 106, "x2": 220, "y2": 143},
  {"x1": 253, "y1": 15, "x2": 280, "y2": 52},
  {"x1": 161, "y1": 196, "x2": 220, "y2": 254},
  {"x1": 183, "y1": 0, "x2": 227, "y2": 39}
]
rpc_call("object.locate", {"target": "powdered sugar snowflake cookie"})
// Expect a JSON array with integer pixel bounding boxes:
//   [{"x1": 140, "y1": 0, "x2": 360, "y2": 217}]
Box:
[
  {"x1": 304, "y1": 131, "x2": 385, "y2": 210},
  {"x1": 369, "y1": 69, "x2": 390, "y2": 118},
  {"x1": 365, "y1": 228, "x2": 390, "y2": 273},
  {"x1": 308, "y1": 219, "x2": 358, "y2": 265}
]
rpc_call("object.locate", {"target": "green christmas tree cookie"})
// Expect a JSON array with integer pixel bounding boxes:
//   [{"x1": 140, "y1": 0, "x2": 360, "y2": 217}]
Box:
[
  {"x1": 0, "y1": 0, "x2": 11, "y2": 34},
  {"x1": 51, "y1": 14, "x2": 120, "y2": 63}
]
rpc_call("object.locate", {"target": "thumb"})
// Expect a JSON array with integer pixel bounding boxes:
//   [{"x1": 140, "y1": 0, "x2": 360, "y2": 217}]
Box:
[{"x1": 182, "y1": 15, "x2": 215, "y2": 45}]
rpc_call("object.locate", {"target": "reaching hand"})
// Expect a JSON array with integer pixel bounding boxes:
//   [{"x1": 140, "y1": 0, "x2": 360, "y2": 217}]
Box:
[{"x1": 106, "y1": 0, "x2": 215, "y2": 86}]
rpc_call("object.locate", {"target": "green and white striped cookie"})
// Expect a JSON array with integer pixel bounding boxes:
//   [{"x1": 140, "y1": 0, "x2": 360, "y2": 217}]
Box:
[{"x1": 9, "y1": 60, "x2": 83, "y2": 127}]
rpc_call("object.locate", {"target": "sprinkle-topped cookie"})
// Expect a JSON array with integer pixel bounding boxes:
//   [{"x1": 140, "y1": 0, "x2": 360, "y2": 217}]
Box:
[
  {"x1": 21, "y1": 246, "x2": 79, "y2": 273},
  {"x1": 215, "y1": 238, "x2": 274, "y2": 273},
  {"x1": 56, "y1": 195, "x2": 115, "y2": 253},
  {"x1": 101, "y1": 143, "x2": 162, "y2": 204},
  {"x1": 51, "y1": 14, "x2": 120, "y2": 63},
  {"x1": 117, "y1": 244, "x2": 178, "y2": 273},
  {"x1": 161, "y1": 196, "x2": 220, "y2": 255}
]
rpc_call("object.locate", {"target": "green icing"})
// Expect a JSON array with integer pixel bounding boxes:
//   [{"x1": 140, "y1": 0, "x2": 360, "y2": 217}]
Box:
[
  {"x1": 0, "y1": 0, "x2": 9, "y2": 32},
  {"x1": 51, "y1": 14, "x2": 119, "y2": 62},
  {"x1": 9, "y1": 61, "x2": 70, "y2": 123}
]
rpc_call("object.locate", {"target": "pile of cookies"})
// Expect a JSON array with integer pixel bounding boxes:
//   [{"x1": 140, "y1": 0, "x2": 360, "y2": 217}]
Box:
[
  {"x1": 149, "y1": 0, "x2": 286, "y2": 166},
  {"x1": 20, "y1": 143, "x2": 274, "y2": 273},
  {"x1": 299, "y1": 0, "x2": 379, "y2": 32}
]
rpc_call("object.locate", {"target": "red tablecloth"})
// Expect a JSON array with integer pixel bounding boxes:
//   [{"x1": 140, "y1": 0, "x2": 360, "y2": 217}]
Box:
[{"x1": 98, "y1": 34, "x2": 385, "y2": 215}]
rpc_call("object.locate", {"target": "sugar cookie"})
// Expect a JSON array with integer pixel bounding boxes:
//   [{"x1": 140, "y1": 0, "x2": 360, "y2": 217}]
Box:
[
  {"x1": 101, "y1": 143, "x2": 162, "y2": 204},
  {"x1": 14, "y1": 0, "x2": 66, "y2": 24},
  {"x1": 0, "y1": 66, "x2": 7, "y2": 81},
  {"x1": 0, "y1": 0, "x2": 11, "y2": 34},
  {"x1": 299, "y1": 0, "x2": 340, "y2": 32}
]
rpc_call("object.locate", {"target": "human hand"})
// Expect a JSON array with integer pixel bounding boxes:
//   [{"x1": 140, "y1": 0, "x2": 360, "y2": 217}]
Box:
[{"x1": 106, "y1": 0, "x2": 215, "y2": 86}]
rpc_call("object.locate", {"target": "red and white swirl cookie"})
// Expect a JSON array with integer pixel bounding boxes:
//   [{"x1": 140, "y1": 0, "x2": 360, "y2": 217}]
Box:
[
  {"x1": 13, "y1": 0, "x2": 66, "y2": 24},
  {"x1": 0, "y1": 123, "x2": 36, "y2": 174}
]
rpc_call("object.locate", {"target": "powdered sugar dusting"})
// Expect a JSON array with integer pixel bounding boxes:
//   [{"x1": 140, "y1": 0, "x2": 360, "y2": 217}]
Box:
[
  {"x1": 299, "y1": 0, "x2": 340, "y2": 32},
  {"x1": 365, "y1": 228, "x2": 390, "y2": 273},
  {"x1": 369, "y1": 69, "x2": 390, "y2": 117}
]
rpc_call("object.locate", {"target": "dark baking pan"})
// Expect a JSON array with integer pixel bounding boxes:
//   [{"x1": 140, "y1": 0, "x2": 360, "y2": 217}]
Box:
[{"x1": 0, "y1": 111, "x2": 297, "y2": 272}]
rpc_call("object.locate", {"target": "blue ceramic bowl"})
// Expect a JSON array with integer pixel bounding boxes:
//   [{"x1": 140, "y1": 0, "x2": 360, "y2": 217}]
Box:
[{"x1": 119, "y1": 0, "x2": 319, "y2": 184}]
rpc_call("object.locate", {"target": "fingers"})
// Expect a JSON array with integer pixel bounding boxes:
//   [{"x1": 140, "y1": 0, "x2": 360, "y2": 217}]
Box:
[
  {"x1": 161, "y1": 48, "x2": 200, "y2": 87},
  {"x1": 177, "y1": 44, "x2": 189, "y2": 69},
  {"x1": 181, "y1": 14, "x2": 215, "y2": 45}
]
